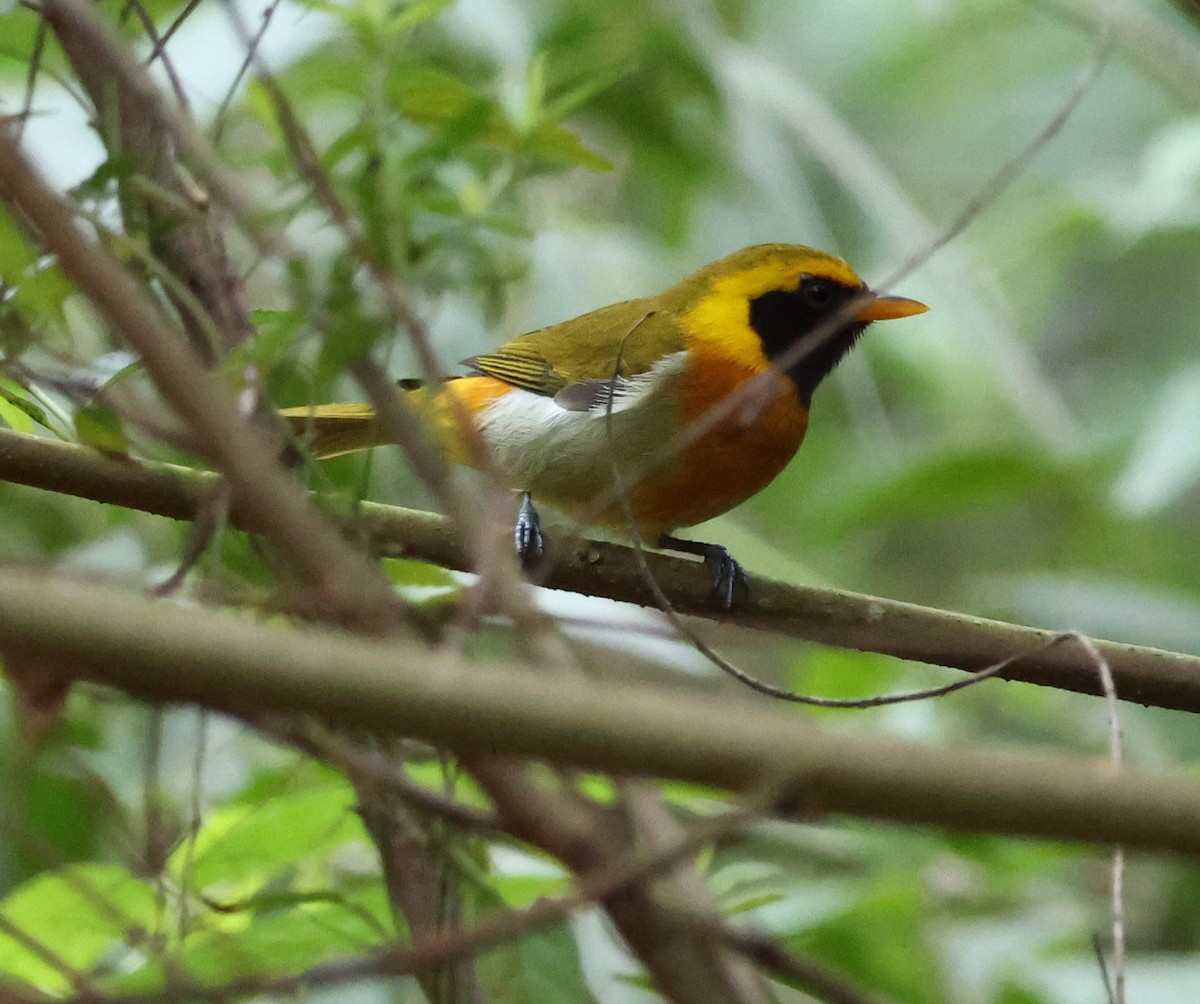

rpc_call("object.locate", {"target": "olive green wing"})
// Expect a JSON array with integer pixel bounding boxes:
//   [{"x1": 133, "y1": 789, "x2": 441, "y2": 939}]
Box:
[{"x1": 462, "y1": 297, "x2": 685, "y2": 410}]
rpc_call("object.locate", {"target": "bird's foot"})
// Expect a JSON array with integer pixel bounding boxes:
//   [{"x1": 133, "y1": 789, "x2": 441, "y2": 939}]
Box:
[
  {"x1": 514, "y1": 493, "x2": 545, "y2": 569},
  {"x1": 658, "y1": 535, "x2": 749, "y2": 610}
]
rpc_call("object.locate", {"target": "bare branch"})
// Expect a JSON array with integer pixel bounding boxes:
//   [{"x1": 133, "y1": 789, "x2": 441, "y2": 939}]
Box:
[
  {"x1": 1, "y1": 568, "x2": 1200, "y2": 856},
  {"x1": 0, "y1": 428, "x2": 1198, "y2": 714}
]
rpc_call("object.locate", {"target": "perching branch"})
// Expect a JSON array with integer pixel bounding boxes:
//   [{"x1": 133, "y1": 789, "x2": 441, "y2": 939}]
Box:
[
  {"x1": 0, "y1": 567, "x2": 1199, "y2": 856},
  {"x1": 0, "y1": 427, "x2": 1197, "y2": 713}
]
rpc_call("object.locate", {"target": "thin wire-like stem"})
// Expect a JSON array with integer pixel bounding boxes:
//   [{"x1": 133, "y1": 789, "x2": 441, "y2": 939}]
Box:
[
  {"x1": 147, "y1": 0, "x2": 203, "y2": 63},
  {"x1": 16, "y1": 15, "x2": 46, "y2": 140},
  {"x1": 177, "y1": 709, "x2": 209, "y2": 939},
  {"x1": 874, "y1": 27, "x2": 1115, "y2": 295},
  {"x1": 601, "y1": 316, "x2": 1074, "y2": 709},
  {"x1": 1075, "y1": 632, "x2": 1125, "y2": 1004},
  {"x1": 121, "y1": 0, "x2": 190, "y2": 112},
  {"x1": 211, "y1": 0, "x2": 283, "y2": 145}
]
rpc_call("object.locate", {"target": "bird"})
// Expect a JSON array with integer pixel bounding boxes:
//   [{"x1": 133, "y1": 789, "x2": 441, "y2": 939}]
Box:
[{"x1": 281, "y1": 243, "x2": 928, "y2": 607}]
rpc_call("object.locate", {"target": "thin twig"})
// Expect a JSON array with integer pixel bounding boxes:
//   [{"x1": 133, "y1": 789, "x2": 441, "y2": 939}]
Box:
[
  {"x1": 15, "y1": 15, "x2": 46, "y2": 142},
  {"x1": 211, "y1": 0, "x2": 283, "y2": 145},
  {"x1": 121, "y1": 0, "x2": 190, "y2": 112},
  {"x1": 153, "y1": 479, "x2": 230, "y2": 596},
  {"x1": 145, "y1": 0, "x2": 203, "y2": 64},
  {"x1": 298, "y1": 723, "x2": 501, "y2": 833},
  {"x1": 1074, "y1": 631, "x2": 1125, "y2": 1004},
  {"x1": 1093, "y1": 932, "x2": 1117, "y2": 1004},
  {"x1": 875, "y1": 26, "x2": 1115, "y2": 295},
  {"x1": 176, "y1": 709, "x2": 208, "y2": 940},
  {"x1": 141, "y1": 705, "x2": 168, "y2": 911}
]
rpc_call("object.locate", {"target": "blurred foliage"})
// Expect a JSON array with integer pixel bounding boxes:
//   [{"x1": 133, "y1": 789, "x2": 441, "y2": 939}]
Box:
[{"x1": 0, "y1": 0, "x2": 1199, "y2": 1001}]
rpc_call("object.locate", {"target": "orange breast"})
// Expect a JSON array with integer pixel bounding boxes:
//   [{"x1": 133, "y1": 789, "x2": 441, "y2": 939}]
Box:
[
  {"x1": 433, "y1": 358, "x2": 807, "y2": 541},
  {"x1": 623, "y1": 346, "x2": 809, "y2": 537}
]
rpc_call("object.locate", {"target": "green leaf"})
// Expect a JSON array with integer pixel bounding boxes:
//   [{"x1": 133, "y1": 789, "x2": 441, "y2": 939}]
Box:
[
  {"x1": 0, "y1": 380, "x2": 44, "y2": 433},
  {"x1": 315, "y1": 258, "x2": 392, "y2": 380},
  {"x1": 479, "y1": 927, "x2": 597, "y2": 1004},
  {"x1": 0, "y1": 207, "x2": 36, "y2": 281},
  {"x1": 0, "y1": 863, "x2": 157, "y2": 992},
  {"x1": 103, "y1": 883, "x2": 392, "y2": 994},
  {"x1": 788, "y1": 649, "x2": 904, "y2": 711},
  {"x1": 170, "y1": 782, "x2": 368, "y2": 898},
  {"x1": 10, "y1": 261, "x2": 73, "y2": 325},
  {"x1": 486, "y1": 847, "x2": 571, "y2": 909},
  {"x1": 785, "y1": 881, "x2": 951, "y2": 1004},
  {"x1": 385, "y1": 0, "x2": 454, "y2": 35},
  {"x1": 237, "y1": 309, "x2": 307, "y2": 371},
  {"x1": 523, "y1": 123, "x2": 612, "y2": 173},
  {"x1": 382, "y1": 558, "x2": 463, "y2": 605},
  {"x1": 542, "y1": 62, "x2": 633, "y2": 122},
  {"x1": 73, "y1": 403, "x2": 130, "y2": 456},
  {"x1": 387, "y1": 63, "x2": 502, "y2": 133}
]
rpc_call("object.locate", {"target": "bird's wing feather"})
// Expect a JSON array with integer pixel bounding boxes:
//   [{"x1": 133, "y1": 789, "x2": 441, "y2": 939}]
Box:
[{"x1": 462, "y1": 297, "x2": 683, "y2": 403}]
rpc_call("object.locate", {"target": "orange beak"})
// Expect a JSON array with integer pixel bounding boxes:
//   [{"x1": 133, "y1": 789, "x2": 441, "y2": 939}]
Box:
[{"x1": 856, "y1": 293, "x2": 929, "y2": 322}]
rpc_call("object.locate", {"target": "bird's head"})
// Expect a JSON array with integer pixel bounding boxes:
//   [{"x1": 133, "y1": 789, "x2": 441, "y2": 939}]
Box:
[{"x1": 676, "y1": 243, "x2": 928, "y2": 404}]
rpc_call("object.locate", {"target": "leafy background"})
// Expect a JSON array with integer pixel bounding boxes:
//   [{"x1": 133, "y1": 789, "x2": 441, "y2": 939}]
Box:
[{"x1": 0, "y1": 0, "x2": 1199, "y2": 1001}]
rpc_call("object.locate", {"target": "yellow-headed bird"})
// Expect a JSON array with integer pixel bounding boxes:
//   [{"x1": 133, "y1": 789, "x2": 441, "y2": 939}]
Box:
[{"x1": 283, "y1": 244, "x2": 927, "y2": 606}]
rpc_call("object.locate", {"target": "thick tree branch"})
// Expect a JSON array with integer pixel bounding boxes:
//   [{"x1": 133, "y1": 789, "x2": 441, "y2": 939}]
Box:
[
  {"x1": 0, "y1": 427, "x2": 1197, "y2": 713},
  {"x1": 0, "y1": 568, "x2": 1198, "y2": 856}
]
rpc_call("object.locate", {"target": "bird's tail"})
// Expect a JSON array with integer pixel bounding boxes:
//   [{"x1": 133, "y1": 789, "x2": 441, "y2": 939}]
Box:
[
  {"x1": 278, "y1": 401, "x2": 392, "y2": 459},
  {"x1": 280, "y1": 378, "x2": 494, "y2": 462}
]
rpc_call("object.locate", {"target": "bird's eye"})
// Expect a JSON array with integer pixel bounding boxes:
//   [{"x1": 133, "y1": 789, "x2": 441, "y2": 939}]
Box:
[{"x1": 803, "y1": 279, "x2": 832, "y2": 307}]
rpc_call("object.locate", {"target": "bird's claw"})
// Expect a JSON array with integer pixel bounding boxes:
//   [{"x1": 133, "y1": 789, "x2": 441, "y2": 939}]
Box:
[
  {"x1": 514, "y1": 493, "x2": 544, "y2": 569},
  {"x1": 658, "y1": 535, "x2": 750, "y2": 610},
  {"x1": 703, "y1": 546, "x2": 750, "y2": 610}
]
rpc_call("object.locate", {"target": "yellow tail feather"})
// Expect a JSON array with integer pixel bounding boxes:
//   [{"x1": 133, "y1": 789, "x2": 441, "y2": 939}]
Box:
[
  {"x1": 282, "y1": 378, "x2": 499, "y2": 464},
  {"x1": 279, "y1": 403, "x2": 388, "y2": 459}
]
